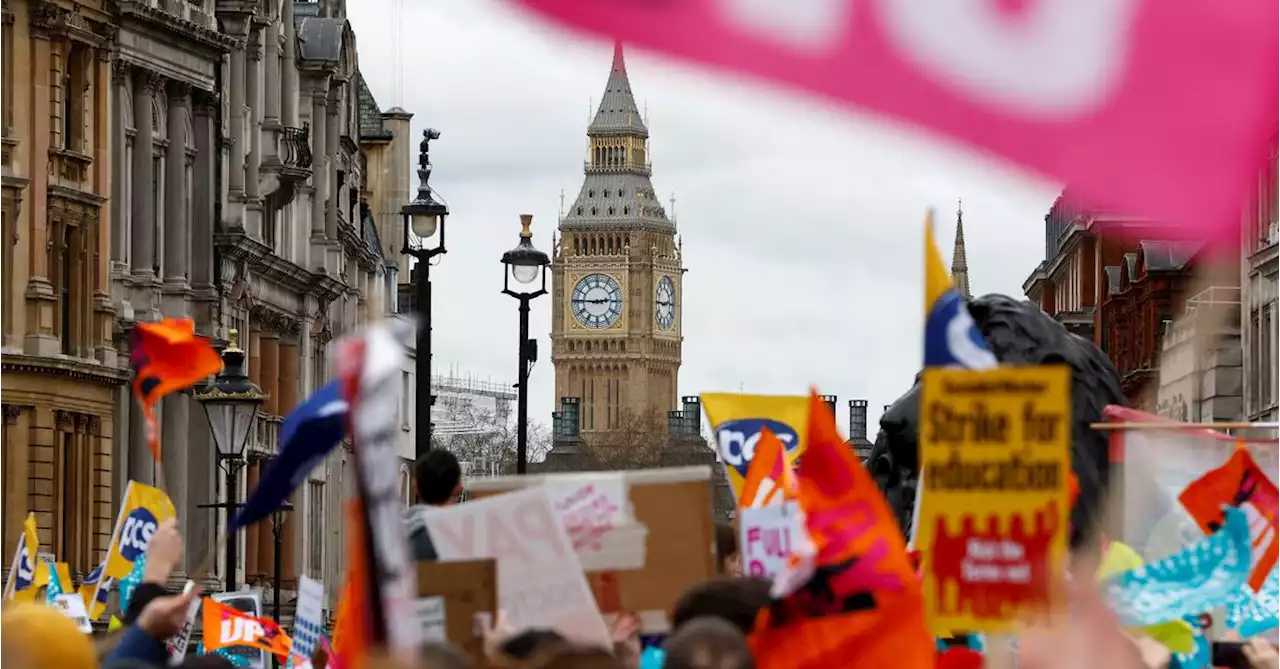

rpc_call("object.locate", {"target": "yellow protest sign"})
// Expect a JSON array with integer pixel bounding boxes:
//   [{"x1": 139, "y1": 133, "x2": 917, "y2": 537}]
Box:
[
  {"x1": 915, "y1": 366, "x2": 1070, "y2": 633},
  {"x1": 700, "y1": 393, "x2": 809, "y2": 499}
]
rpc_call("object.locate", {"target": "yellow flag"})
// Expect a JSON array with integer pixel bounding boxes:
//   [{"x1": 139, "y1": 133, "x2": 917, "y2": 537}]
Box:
[
  {"x1": 101, "y1": 481, "x2": 176, "y2": 580},
  {"x1": 701, "y1": 393, "x2": 810, "y2": 499},
  {"x1": 80, "y1": 481, "x2": 176, "y2": 619},
  {"x1": 4, "y1": 513, "x2": 40, "y2": 601},
  {"x1": 108, "y1": 616, "x2": 125, "y2": 632}
]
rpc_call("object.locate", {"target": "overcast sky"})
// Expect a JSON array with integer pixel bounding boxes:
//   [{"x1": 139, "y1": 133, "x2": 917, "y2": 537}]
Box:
[{"x1": 345, "y1": 0, "x2": 1060, "y2": 436}]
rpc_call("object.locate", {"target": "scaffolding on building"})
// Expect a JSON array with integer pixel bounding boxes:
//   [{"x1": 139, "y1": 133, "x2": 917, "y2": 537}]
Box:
[{"x1": 429, "y1": 372, "x2": 517, "y2": 437}]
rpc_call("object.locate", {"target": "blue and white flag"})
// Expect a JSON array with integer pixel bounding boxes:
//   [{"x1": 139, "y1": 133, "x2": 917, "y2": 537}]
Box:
[
  {"x1": 1107, "y1": 507, "x2": 1252, "y2": 627},
  {"x1": 44, "y1": 561, "x2": 65, "y2": 603},
  {"x1": 231, "y1": 380, "x2": 348, "y2": 531},
  {"x1": 1226, "y1": 565, "x2": 1279, "y2": 637},
  {"x1": 923, "y1": 209, "x2": 996, "y2": 371},
  {"x1": 117, "y1": 552, "x2": 147, "y2": 613}
]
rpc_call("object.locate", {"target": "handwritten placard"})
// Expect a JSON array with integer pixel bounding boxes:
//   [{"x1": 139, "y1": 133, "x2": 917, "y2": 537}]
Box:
[
  {"x1": 416, "y1": 596, "x2": 447, "y2": 642},
  {"x1": 546, "y1": 475, "x2": 649, "y2": 571},
  {"x1": 422, "y1": 486, "x2": 610, "y2": 647},
  {"x1": 739, "y1": 502, "x2": 801, "y2": 579}
]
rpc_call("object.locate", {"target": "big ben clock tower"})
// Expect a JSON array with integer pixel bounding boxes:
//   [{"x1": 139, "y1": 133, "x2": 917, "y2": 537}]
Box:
[{"x1": 551, "y1": 42, "x2": 684, "y2": 443}]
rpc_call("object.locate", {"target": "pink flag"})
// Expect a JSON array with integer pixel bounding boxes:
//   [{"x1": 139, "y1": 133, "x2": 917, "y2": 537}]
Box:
[{"x1": 508, "y1": 1, "x2": 1277, "y2": 243}]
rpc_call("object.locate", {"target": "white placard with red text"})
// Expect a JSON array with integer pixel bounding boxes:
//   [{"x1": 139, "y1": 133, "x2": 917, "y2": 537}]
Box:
[
  {"x1": 739, "y1": 501, "x2": 802, "y2": 580},
  {"x1": 421, "y1": 486, "x2": 610, "y2": 647},
  {"x1": 546, "y1": 474, "x2": 649, "y2": 571}
]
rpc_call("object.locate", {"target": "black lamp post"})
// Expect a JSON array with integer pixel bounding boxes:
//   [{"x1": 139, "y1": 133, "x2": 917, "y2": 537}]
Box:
[
  {"x1": 501, "y1": 214, "x2": 550, "y2": 474},
  {"x1": 194, "y1": 329, "x2": 265, "y2": 593},
  {"x1": 269, "y1": 502, "x2": 292, "y2": 667},
  {"x1": 401, "y1": 128, "x2": 449, "y2": 461}
]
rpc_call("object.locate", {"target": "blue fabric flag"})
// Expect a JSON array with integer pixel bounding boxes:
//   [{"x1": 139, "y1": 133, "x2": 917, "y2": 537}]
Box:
[
  {"x1": 1226, "y1": 565, "x2": 1279, "y2": 637},
  {"x1": 1171, "y1": 614, "x2": 1211, "y2": 669},
  {"x1": 117, "y1": 552, "x2": 147, "y2": 613},
  {"x1": 231, "y1": 380, "x2": 348, "y2": 531},
  {"x1": 1106, "y1": 507, "x2": 1252, "y2": 627}
]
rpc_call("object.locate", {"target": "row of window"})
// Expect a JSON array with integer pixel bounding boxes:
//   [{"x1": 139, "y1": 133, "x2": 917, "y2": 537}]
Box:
[
  {"x1": 579, "y1": 376, "x2": 626, "y2": 431},
  {"x1": 571, "y1": 233, "x2": 630, "y2": 256},
  {"x1": 0, "y1": 410, "x2": 102, "y2": 575},
  {"x1": 1248, "y1": 302, "x2": 1277, "y2": 416}
]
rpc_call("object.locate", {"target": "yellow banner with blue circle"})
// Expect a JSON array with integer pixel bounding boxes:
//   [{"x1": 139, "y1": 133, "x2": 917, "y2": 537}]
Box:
[{"x1": 701, "y1": 393, "x2": 810, "y2": 500}]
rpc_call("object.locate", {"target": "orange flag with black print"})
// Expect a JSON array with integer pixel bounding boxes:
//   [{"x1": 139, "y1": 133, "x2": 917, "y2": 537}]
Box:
[
  {"x1": 130, "y1": 318, "x2": 222, "y2": 461},
  {"x1": 749, "y1": 390, "x2": 932, "y2": 669}
]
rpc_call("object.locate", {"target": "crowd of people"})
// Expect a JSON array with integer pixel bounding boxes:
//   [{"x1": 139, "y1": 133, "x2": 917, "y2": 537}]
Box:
[{"x1": 3, "y1": 449, "x2": 1277, "y2": 669}]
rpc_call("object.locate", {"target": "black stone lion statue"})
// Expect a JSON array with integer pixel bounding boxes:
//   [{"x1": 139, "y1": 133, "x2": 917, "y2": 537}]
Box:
[{"x1": 865, "y1": 293, "x2": 1128, "y2": 549}]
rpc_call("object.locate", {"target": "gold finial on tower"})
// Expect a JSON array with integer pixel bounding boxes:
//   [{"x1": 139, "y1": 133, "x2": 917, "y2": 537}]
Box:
[
  {"x1": 519, "y1": 214, "x2": 534, "y2": 239},
  {"x1": 227, "y1": 328, "x2": 241, "y2": 351},
  {"x1": 559, "y1": 189, "x2": 566, "y2": 221}
]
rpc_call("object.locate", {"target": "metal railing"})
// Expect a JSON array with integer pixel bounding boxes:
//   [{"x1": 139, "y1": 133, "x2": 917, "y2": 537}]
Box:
[{"x1": 281, "y1": 125, "x2": 312, "y2": 170}]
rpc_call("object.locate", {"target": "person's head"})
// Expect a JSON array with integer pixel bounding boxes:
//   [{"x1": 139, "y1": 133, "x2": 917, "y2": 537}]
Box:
[
  {"x1": 714, "y1": 522, "x2": 740, "y2": 576},
  {"x1": 420, "y1": 641, "x2": 473, "y2": 669},
  {"x1": 671, "y1": 576, "x2": 772, "y2": 636},
  {"x1": 499, "y1": 628, "x2": 568, "y2": 661},
  {"x1": 662, "y1": 617, "x2": 755, "y2": 669},
  {"x1": 1, "y1": 601, "x2": 98, "y2": 669},
  {"x1": 415, "y1": 449, "x2": 464, "y2": 506}
]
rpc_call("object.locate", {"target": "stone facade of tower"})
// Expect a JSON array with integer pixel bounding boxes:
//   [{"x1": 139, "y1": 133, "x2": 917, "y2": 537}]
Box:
[{"x1": 550, "y1": 43, "x2": 684, "y2": 446}]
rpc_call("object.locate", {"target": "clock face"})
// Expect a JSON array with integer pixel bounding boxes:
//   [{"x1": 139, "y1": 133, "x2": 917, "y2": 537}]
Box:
[
  {"x1": 572, "y1": 274, "x2": 623, "y2": 329},
  {"x1": 655, "y1": 275, "x2": 676, "y2": 331}
]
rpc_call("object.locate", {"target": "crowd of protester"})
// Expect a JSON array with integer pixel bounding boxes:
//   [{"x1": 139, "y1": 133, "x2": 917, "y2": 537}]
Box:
[{"x1": 3, "y1": 449, "x2": 1276, "y2": 669}]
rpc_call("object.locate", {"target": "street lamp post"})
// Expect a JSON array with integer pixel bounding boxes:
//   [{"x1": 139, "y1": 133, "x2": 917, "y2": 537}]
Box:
[
  {"x1": 270, "y1": 502, "x2": 292, "y2": 667},
  {"x1": 194, "y1": 329, "x2": 265, "y2": 593},
  {"x1": 401, "y1": 128, "x2": 449, "y2": 462},
  {"x1": 501, "y1": 214, "x2": 551, "y2": 474}
]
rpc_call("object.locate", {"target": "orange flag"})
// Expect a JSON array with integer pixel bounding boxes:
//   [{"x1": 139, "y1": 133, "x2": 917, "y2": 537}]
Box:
[
  {"x1": 130, "y1": 318, "x2": 222, "y2": 461},
  {"x1": 332, "y1": 499, "x2": 372, "y2": 669},
  {"x1": 739, "y1": 426, "x2": 797, "y2": 508},
  {"x1": 750, "y1": 390, "x2": 933, "y2": 669},
  {"x1": 201, "y1": 597, "x2": 292, "y2": 659}
]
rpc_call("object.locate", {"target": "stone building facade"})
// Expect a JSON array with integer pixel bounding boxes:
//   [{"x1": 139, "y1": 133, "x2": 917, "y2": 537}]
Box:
[
  {"x1": 1, "y1": 0, "x2": 124, "y2": 576},
  {"x1": 1155, "y1": 286, "x2": 1243, "y2": 423},
  {"x1": 106, "y1": 0, "x2": 232, "y2": 585},
  {"x1": 104, "y1": 0, "x2": 399, "y2": 601},
  {"x1": 1241, "y1": 141, "x2": 1278, "y2": 427}
]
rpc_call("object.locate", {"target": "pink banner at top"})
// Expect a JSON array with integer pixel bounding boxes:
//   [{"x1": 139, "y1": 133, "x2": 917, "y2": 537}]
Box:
[{"x1": 508, "y1": 0, "x2": 1277, "y2": 242}]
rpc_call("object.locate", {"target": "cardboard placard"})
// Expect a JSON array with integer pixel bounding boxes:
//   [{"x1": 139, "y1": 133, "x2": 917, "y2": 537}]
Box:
[
  {"x1": 915, "y1": 366, "x2": 1071, "y2": 633},
  {"x1": 466, "y1": 465, "x2": 717, "y2": 633},
  {"x1": 417, "y1": 559, "x2": 498, "y2": 666},
  {"x1": 422, "y1": 487, "x2": 608, "y2": 646}
]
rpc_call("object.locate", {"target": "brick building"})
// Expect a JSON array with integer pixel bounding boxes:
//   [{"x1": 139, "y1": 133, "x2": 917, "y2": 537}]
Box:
[{"x1": 1023, "y1": 191, "x2": 1226, "y2": 411}]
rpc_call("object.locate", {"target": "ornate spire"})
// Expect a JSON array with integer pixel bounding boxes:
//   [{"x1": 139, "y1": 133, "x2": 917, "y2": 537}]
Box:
[
  {"x1": 951, "y1": 199, "x2": 971, "y2": 299},
  {"x1": 588, "y1": 41, "x2": 647, "y2": 136},
  {"x1": 560, "y1": 43, "x2": 670, "y2": 231}
]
